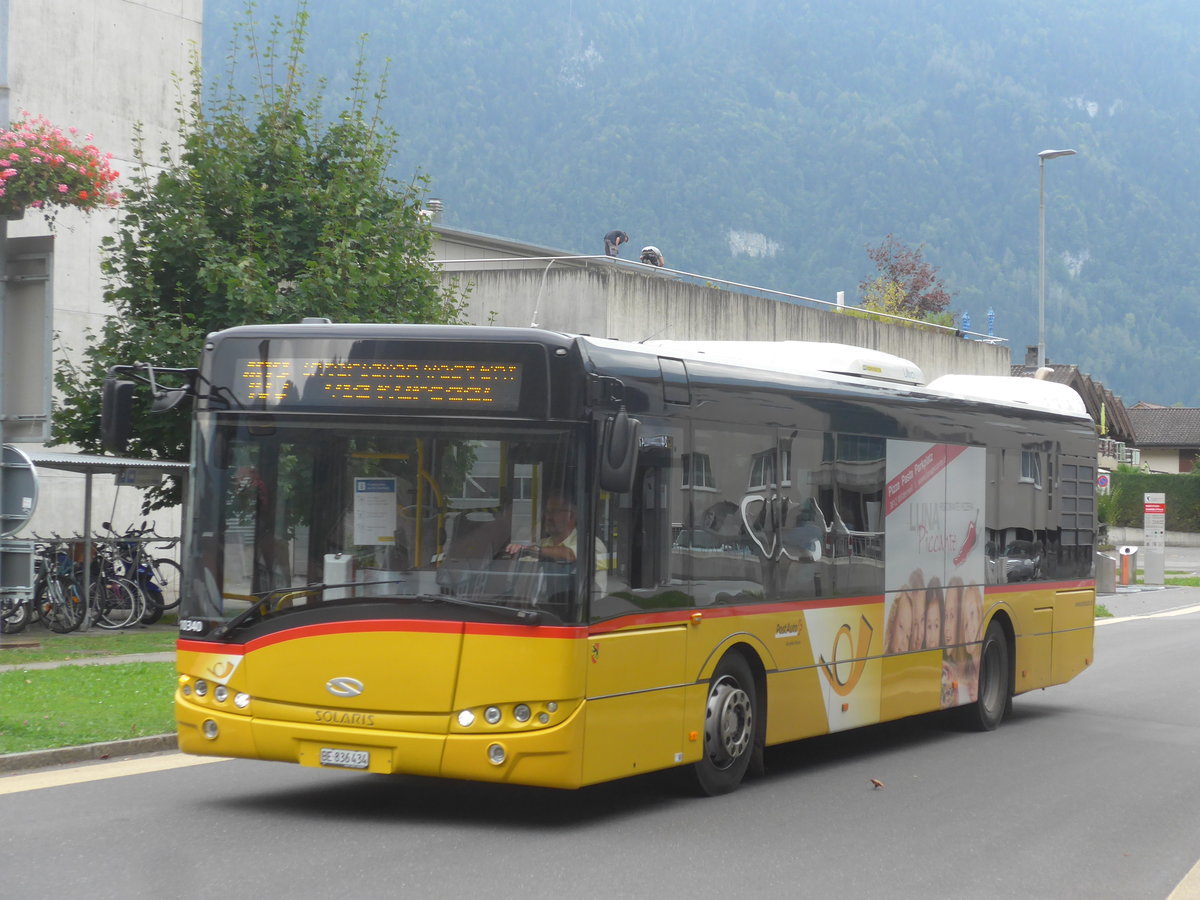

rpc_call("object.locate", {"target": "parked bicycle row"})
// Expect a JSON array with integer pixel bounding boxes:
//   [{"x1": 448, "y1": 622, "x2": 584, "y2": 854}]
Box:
[{"x1": 0, "y1": 522, "x2": 181, "y2": 634}]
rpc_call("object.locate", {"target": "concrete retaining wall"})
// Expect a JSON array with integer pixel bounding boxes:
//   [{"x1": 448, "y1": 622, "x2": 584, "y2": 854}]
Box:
[{"x1": 441, "y1": 261, "x2": 1010, "y2": 382}]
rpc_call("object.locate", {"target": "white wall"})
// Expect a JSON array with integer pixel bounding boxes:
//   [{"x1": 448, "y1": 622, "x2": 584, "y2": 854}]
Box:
[{"x1": 6, "y1": 0, "x2": 201, "y2": 539}]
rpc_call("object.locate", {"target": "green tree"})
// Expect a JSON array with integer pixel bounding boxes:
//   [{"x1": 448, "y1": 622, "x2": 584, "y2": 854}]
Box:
[{"x1": 53, "y1": 5, "x2": 463, "y2": 510}]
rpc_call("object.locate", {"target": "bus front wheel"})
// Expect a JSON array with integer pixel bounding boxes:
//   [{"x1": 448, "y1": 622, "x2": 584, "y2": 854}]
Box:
[
  {"x1": 961, "y1": 620, "x2": 1012, "y2": 731},
  {"x1": 693, "y1": 653, "x2": 757, "y2": 796}
]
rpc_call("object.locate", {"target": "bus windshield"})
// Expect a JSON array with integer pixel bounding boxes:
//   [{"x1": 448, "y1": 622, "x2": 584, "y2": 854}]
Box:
[{"x1": 184, "y1": 416, "x2": 593, "y2": 633}]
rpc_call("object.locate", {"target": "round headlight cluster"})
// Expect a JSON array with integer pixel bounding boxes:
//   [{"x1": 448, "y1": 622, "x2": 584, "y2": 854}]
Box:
[
  {"x1": 455, "y1": 700, "x2": 563, "y2": 730},
  {"x1": 181, "y1": 676, "x2": 251, "y2": 711}
]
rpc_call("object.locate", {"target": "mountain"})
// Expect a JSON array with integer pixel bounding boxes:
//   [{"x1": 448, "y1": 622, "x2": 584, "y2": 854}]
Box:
[{"x1": 203, "y1": 0, "x2": 1200, "y2": 405}]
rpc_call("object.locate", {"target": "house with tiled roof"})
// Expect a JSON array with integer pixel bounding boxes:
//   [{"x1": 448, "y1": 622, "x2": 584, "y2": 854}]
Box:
[
  {"x1": 1011, "y1": 347, "x2": 1133, "y2": 468},
  {"x1": 1126, "y1": 404, "x2": 1200, "y2": 473}
]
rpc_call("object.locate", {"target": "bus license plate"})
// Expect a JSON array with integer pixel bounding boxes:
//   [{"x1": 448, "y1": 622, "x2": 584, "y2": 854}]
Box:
[{"x1": 319, "y1": 748, "x2": 369, "y2": 769}]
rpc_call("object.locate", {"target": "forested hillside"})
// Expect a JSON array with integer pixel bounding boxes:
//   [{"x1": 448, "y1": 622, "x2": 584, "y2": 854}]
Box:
[{"x1": 204, "y1": 0, "x2": 1200, "y2": 405}]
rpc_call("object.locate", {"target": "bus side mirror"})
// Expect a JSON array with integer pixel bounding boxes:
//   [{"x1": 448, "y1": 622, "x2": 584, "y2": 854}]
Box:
[
  {"x1": 599, "y1": 408, "x2": 640, "y2": 493},
  {"x1": 101, "y1": 377, "x2": 135, "y2": 455}
]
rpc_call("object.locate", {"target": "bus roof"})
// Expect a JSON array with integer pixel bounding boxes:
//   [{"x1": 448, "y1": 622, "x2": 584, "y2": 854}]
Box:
[
  {"x1": 924, "y1": 373, "x2": 1090, "y2": 419},
  {"x1": 637, "y1": 339, "x2": 926, "y2": 386}
]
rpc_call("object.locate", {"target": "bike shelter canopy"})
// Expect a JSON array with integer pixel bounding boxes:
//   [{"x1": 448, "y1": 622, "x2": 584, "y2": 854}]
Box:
[{"x1": 21, "y1": 450, "x2": 189, "y2": 545}]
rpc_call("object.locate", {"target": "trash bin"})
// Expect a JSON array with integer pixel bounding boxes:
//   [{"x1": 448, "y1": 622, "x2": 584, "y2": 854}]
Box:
[
  {"x1": 1117, "y1": 546, "x2": 1138, "y2": 586},
  {"x1": 1095, "y1": 552, "x2": 1116, "y2": 593}
]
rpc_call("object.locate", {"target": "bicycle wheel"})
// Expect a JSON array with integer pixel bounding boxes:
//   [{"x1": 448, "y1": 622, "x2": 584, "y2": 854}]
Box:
[
  {"x1": 0, "y1": 596, "x2": 30, "y2": 634},
  {"x1": 149, "y1": 558, "x2": 182, "y2": 610},
  {"x1": 44, "y1": 576, "x2": 83, "y2": 633},
  {"x1": 91, "y1": 577, "x2": 142, "y2": 629},
  {"x1": 138, "y1": 575, "x2": 164, "y2": 625}
]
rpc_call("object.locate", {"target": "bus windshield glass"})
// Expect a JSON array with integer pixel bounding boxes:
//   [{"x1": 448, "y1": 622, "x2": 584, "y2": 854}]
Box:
[{"x1": 184, "y1": 416, "x2": 592, "y2": 633}]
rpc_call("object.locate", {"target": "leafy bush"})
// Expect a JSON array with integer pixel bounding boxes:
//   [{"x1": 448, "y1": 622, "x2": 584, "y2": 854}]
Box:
[{"x1": 1107, "y1": 468, "x2": 1200, "y2": 532}]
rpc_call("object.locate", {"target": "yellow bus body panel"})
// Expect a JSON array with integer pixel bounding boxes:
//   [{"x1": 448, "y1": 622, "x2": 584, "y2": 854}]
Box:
[
  {"x1": 581, "y1": 623, "x2": 689, "y2": 784},
  {"x1": 176, "y1": 581, "x2": 1093, "y2": 788}
]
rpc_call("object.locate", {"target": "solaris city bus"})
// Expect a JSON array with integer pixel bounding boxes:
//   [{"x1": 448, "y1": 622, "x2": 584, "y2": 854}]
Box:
[{"x1": 103, "y1": 322, "x2": 1096, "y2": 794}]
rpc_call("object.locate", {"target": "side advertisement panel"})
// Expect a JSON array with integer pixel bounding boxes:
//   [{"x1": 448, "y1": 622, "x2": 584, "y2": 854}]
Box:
[{"x1": 883, "y1": 442, "x2": 985, "y2": 709}]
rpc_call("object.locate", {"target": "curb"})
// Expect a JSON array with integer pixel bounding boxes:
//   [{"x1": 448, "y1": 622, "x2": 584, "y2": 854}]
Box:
[{"x1": 0, "y1": 734, "x2": 178, "y2": 774}]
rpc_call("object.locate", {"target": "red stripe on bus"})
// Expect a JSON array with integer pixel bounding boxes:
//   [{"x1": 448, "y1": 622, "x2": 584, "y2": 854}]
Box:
[
  {"x1": 178, "y1": 618, "x2": 584, "y2": 652},
  {"x1": 464, "y1": 622, "x2": 588, "y2": 638}
]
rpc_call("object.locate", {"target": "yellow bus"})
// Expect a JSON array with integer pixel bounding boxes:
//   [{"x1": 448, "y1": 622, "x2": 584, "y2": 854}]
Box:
[{"x1": 105, "y1": 324, "x2": 1095, "y2": 794}]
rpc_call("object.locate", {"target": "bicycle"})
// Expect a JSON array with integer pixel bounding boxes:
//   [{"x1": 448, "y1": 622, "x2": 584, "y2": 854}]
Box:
[
  {"x1": 88, "y1": 536, "x2": 146, "y2": 629},
  {"x1": 30, "y1": 539, "x2": 85, "y2": 633},
  {"x1": 100, "y1": 522, "x2": 182, "y2": 625}
]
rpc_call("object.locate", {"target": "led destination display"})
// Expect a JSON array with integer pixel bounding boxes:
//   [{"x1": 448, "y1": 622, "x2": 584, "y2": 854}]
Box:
[{"x1": 235, "y1": 358, "x2": 524, "y2": 410}]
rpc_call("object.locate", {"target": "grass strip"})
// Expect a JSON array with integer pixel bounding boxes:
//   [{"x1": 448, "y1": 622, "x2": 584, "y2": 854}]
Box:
[
  {"x1": 0, "y1": 661, "x2": 176, "y2": 754},
  {"x1": 0, "y1": 629, "x2": 176, "y2": 666}
]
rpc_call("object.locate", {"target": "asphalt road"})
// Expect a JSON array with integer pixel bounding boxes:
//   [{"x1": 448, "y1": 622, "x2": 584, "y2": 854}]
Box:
[{"x1": 2, "y1": 595, "x2": 1199, "y2": 900}]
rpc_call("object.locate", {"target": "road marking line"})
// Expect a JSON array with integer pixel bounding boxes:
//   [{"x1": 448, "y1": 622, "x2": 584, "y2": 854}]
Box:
[
  {"x1": 0, "y1": 753, "x2": 229, "y2": 795},
  {"x1": 1170, "y1": 856, "x2": 1200, "y2": 899},
  {"x1": 1097, "y1": 603, "x2": 1200, "y2": 626}
]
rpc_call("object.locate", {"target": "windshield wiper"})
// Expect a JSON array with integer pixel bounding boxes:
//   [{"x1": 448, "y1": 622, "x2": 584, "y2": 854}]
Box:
[
  {"x1": 211, "y1": 583, "x2": 328, "y2": 640},
  {"x1": 406, "y1": 593, "x2": 542, "y2": 624}
]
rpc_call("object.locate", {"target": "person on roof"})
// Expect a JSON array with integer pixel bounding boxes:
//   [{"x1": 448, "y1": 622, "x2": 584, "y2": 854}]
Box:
[
  {"x1": 639, "y1": 245, "x2": 665, "y2": 267},
  {"x1": 603, "y1": 230, "x2": 629, "y2": 257}
]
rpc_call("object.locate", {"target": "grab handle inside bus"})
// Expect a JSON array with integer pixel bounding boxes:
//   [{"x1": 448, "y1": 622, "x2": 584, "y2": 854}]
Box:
[{"x1": 599, "y1": 407, "x2": 640, "y2": 493}]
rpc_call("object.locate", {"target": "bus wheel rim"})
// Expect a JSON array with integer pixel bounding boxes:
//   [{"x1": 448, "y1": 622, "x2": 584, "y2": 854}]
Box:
[{"x1": 705, "y1": 676, "x2": 753, "y2": 769}]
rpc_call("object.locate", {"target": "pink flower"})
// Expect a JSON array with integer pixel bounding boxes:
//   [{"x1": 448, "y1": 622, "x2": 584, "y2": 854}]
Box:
[{"x1": 57, "y1": 183, "x2": 67, "y2": 193}]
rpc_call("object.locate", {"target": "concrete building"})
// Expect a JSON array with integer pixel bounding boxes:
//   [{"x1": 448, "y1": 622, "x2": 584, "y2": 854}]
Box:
[
  {"x1": 432, "y1": 224, "x2": 1011, "y2": 383},
  {"x1": 2, "y1": 1, "x2": 202, "y2": 538}
]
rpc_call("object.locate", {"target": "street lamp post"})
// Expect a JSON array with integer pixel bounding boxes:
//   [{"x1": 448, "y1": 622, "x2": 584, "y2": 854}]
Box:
[{"x1": 1038, "y1": 148, "x2": 1077, "y2": 369}]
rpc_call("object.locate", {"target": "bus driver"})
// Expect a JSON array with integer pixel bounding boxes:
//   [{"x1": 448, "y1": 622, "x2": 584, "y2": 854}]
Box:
[{"x1": 506, "y1": 494, "x2": 609, "y2": 591}]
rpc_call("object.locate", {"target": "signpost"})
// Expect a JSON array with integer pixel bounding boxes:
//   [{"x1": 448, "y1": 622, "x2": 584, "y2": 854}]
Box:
[{"x1": 1143, "y1": 492, "x2": 1166, "y2": 585}]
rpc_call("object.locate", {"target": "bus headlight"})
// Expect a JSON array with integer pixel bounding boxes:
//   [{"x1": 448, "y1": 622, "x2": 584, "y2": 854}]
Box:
[
  {"x1": 457, "y1": 709, "x2": 476, "y2": 727},
  {"x1": 234, "y1": 692, "x2": 251, "y2": 709},
  {"x1": 484, "y1": 706, "x2": 502, "y2": 725},
  {"x1": 513, "y1": 704, "x2": 531, "y2": 723},
  {"x1": 202, "y1": 719, "x2": 219, "y2": 740},
  {"x1": 194, "y1": 679, "x2": 209, "y2": 698},
  {"x1": 487, "y1": 743, "x2": 506, "y2": 765},
  {"x1": 214, "y1": 685, "x2": 229, "y2": 703}
]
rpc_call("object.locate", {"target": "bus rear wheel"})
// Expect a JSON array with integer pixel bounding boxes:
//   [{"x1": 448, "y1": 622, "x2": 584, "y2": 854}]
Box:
[
  {"x1": 693, "y1": 653, "x2": 757, "y2": 796},
  {"x1": 961, "y1": 620, "x2": 1011, "y2": 731}
]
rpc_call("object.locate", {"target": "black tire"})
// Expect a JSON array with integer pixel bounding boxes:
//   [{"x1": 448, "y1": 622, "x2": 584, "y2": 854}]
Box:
[
  {"x1": 692, "y1": 653, "x2": 758, "y2": 796},
  {"x1": 138, "y1": 585, "x2": 165, "y2": 625},
  {"x1": 960, "y1": 620, "x2": 1011, "y2": 731},
  {"x1": 1, "y1": 597, "x2": 30, "y2": 634},
  {"x1": 150, "y1": 558, "x2": 182, "y2": 610},
  {"x1": 44, "y1": 578, "x2": 84, "y2": 633}
]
